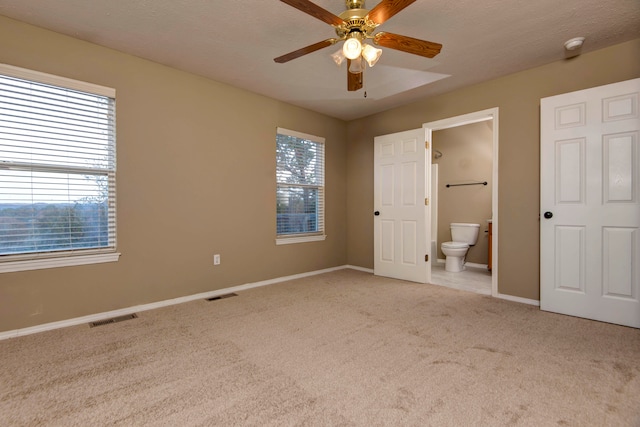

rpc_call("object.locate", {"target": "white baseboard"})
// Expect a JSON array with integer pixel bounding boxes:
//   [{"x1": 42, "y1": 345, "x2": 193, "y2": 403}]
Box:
[
  {"x1": 0, "y1": 265, "x2": 357, "y2": 341},
  {"x1": 436, "y1": 258, "x2": 488, "y2": 270},
  {"x1": 466, "y1": 262, "x2": 489, "y2": 269},
  {"x1": 345, "y1": 264, "x2": 374, "y2": 273},
  {"x1": 496, "y1": 292, "x2": 540, "y2": 306},
  {"x1": 0, "y1": 265, "x2": 540, "y2": 340}
]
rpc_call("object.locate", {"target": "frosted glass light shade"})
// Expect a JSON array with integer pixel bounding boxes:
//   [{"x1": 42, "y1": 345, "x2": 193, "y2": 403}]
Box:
[
  {"x1": 331, "y1": 49, "x2": 346, "y2": 66},
  {"x1": 343, "y1": 38, "x2": 362, "y2": 60},
  {"x1": 362, "y1": 44, "x2": 382, "y2": 67},
  {"x1": 348, "y1": 57, "x2": 363, "y2": 73}
]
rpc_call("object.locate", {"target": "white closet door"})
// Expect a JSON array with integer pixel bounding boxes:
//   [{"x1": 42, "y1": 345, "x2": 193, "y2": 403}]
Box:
[{"x1": 540, "y1": 78, "x2": 640, "y2": 328}]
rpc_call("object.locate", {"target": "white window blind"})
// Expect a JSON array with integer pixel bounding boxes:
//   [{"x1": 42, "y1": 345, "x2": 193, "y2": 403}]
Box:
[
  {"x1": 0, "y1": 64, "x2": 117, "y2": 262},
  {"x1": 276, "y1": 128, "x2": 325, "y2": 243}
]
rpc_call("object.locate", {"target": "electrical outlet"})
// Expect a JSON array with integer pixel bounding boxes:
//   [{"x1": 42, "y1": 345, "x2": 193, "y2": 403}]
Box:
[{"x1": 213, "y1": 254, "x2": 221, "y2": 265}]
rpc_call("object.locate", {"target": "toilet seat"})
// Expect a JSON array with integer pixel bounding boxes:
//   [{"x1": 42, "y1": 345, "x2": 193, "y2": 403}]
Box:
[{"x1": 441, "y1": 241, "x2": 469, "y2": 249}]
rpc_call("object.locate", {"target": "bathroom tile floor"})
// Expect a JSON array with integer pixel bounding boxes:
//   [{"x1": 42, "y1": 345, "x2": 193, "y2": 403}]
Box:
[{"x1": 430, "y1": 261, "x2": 492, "y2": 295}]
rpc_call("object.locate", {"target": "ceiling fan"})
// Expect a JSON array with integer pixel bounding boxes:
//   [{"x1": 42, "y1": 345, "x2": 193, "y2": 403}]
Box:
[{"x1": 274, "y1": 0, "x2": 443, "y2": 92}]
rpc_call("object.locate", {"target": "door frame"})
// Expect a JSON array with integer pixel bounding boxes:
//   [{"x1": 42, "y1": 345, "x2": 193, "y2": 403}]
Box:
[{"x1": 423, "y1": 107, "x2": 499, "y2": 297}]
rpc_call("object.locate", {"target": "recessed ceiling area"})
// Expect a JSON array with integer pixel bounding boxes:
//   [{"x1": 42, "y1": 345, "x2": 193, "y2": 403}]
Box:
[{"x1": 0, "y1": 0, "x2": 638, "y2": 120}]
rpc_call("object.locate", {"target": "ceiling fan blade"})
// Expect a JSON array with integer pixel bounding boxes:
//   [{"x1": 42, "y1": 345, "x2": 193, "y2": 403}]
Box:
[
  {"x1": 373, "y1": 32, "x2": 442, "y2": 58},
  {"x1": 366, "y1": 0, "x2": 417, "y2": 25},
  {"x1": 274, "y1": 38, "x2": 338, "y2": 63},
  {"x1": 347, "y1": 59, "x2": 363, "y2": 92},
  {"x1": 279, "y1": 0, "x2": 345, "y2": 26}
]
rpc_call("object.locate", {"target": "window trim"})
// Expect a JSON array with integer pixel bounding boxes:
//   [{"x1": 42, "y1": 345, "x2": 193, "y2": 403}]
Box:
[
  {"x1": 0, "y1": 64, "x2": 115, "y2": 98},
  {"x1": 0, "y1": 64, "x2": 119, "y2": 272},
  {"x1": 275, "y1": 127, "x2": 326, "y2": 245},
  {"x1": 0, "y1": 252, "x2": 120, "y2": 273},
  {"x1": 275, "y1": 234, "x2": 326, "y2": 245}
]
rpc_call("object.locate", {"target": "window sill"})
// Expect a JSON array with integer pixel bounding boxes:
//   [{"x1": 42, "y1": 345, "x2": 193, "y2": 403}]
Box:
[
  {"x1": 0, "y1": 252, "x2": 121, "y2": 273},
  {"x1": 276, "y1": 235, "x2": 326, "y2": 245}
]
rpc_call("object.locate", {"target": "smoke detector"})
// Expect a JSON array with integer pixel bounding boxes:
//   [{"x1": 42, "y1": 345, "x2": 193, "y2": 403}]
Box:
[{"x1": 564, "y1": 37, "x2": 585, "y2": 51}]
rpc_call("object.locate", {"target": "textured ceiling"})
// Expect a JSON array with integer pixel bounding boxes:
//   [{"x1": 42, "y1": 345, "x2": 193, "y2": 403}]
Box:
[{"x1": 0, "y1": 0, "x2": 639, "y2": 120}]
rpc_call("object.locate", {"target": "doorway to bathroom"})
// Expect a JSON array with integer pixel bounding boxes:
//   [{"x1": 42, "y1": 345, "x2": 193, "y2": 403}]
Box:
[{"x1": 424, "y1": 108, "x2": 499, "y2": 297}]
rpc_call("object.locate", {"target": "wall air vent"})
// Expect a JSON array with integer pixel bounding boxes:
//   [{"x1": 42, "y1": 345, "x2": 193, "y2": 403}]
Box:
[
  {"x1": 206, "y1": 293, "x2": 238, "y2": 301},
  {"x1": 89, "y1": 313, "x2": 138, "y2": 328}
]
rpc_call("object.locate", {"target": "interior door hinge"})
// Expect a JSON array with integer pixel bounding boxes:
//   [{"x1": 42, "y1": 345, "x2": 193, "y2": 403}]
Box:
[
  {"x1": 425, "y1": 254, "x2": 429, "y2": 262},
  {"x1": 425, "y1": 141, "x2": 429, "y2": 149},
  {"x1": 425, "y1": 198, "x2": 429, "y2": 206}
]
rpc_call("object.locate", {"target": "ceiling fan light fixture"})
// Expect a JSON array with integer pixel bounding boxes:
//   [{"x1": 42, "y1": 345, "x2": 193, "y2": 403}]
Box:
[
  {"x1": 362, "y1": 44, "x2": 382, "y2": 67},
  {"x1": 343, "y1": 35, "x2": 363, "y2": 60},
  {"x1": 275, "y1": 0, "x2": 443, "y2": 92}
]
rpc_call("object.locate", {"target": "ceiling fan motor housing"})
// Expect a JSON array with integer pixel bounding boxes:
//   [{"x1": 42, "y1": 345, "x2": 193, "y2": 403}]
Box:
[{"x1": 336, "y1": 4, "x2": 377, "y2": 39}]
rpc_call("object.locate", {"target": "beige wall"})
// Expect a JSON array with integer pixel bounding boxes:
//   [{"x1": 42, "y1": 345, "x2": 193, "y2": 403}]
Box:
[
  {"x1": 346, "y1": 39, "x2": 640, "y2": 300},
  {"x1": 433, "y1": 121, "x2": 493, "y2": 264},
  {"x1": 0, "y1": 16, "x2": 348, "y2": 332},
  {"x1": 1, "y1": 14, "x2": 638, "y2": 332}
]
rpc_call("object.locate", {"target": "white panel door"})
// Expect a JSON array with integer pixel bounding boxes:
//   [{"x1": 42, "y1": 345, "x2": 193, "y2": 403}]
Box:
[
  {"x1": 541, "y1": 78, "x2": 640, "y2": 328},
  {"x1": 374, "y1": 129, "x2": 429, "y2": 283}
]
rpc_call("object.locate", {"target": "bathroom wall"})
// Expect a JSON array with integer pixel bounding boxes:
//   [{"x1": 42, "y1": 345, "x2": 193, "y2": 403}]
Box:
[{"x1": 433, "y1": 121, "x2": 493, "y2": 264}]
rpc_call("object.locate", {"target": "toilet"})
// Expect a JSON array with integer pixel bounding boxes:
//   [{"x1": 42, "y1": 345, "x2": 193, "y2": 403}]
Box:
[{"x1": 441, "y1": 223, "x2": 480, "y2": 272}]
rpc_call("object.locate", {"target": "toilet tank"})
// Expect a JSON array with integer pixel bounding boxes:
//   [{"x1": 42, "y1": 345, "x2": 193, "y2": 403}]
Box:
[{"x1": 450, "y1": 223, "x2": 480, "y2": 245}]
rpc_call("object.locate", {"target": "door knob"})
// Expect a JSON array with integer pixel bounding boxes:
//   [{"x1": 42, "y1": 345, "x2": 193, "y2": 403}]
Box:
[
  {"x1": 543, "y1": 211, "x2": 553, "y2": 219},
  {"x1": 374, "y1": 211, "x2": 380, "y2": 216}
]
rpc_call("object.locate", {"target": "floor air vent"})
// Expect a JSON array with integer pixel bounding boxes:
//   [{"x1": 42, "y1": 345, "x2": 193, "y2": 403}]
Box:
[
  {"x1": 206, "y1": 293, "x2": 238, "y2": 302},
  {"x1": 89, "y1": 313, "x2": 138, "y2": 328}
]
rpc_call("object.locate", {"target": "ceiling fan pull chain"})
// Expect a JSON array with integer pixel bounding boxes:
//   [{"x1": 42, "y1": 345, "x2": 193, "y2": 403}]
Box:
[{"x1": 363, "y1": 67, "x2": 367, "y2": 98}]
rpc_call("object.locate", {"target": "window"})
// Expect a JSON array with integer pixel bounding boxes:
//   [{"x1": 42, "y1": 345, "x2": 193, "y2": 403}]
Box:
[
  {"x1": 0, "y1": 64, "x2": 118, "y2": 272},
  {"x1": 276, "y1": 128, "x2": 325, "y2": 245}
]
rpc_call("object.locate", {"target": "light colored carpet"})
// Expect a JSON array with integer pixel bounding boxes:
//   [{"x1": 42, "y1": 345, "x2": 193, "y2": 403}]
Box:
[{"x1": 1, "y1": 269, "x2": 639, "y2": 426}]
